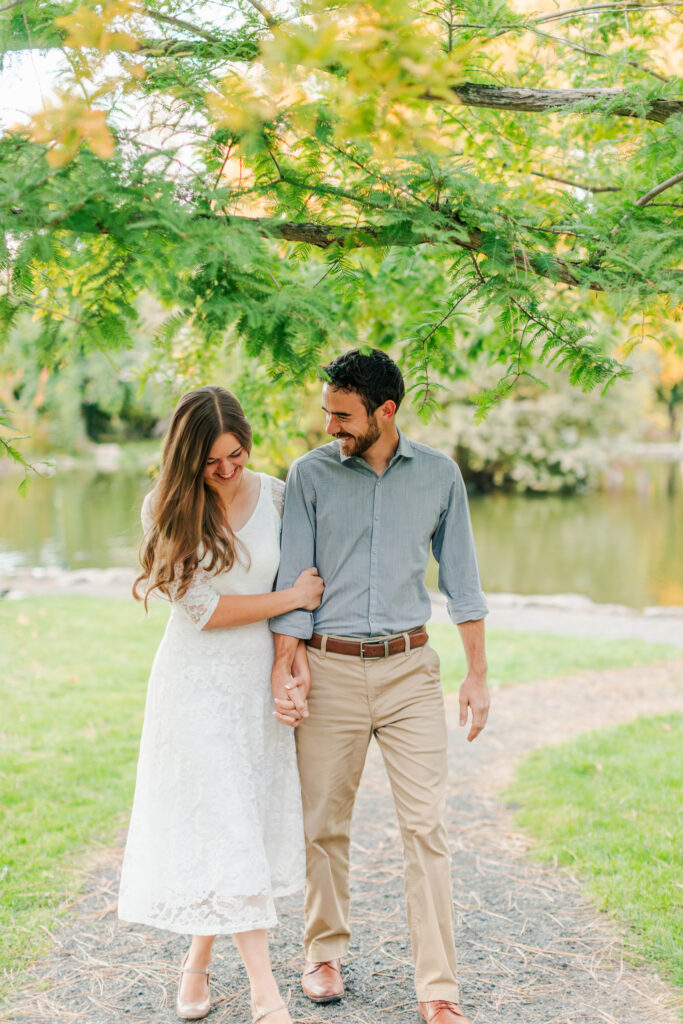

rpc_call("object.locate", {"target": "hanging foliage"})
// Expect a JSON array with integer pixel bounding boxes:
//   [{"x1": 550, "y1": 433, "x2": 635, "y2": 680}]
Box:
[{"x1": 1, "y1": 0, "x2": 682, "y2": 434}]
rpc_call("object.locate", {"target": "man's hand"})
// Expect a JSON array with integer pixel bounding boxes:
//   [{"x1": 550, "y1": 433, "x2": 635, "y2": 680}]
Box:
[
  {"x1": 458, "y1": 670, "x2": 490, "y2": 742},
  {"x1": 271, "y1": 634, "x2": 308, "y2": 728},
  {"x1": 456, "y1": 619, "x2": 489, "y2": 742}
]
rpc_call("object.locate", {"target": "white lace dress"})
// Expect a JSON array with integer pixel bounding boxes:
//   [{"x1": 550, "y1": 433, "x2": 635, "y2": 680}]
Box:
[{"x1": 118, "y1": 473, "x2": 305, "y2": 935}]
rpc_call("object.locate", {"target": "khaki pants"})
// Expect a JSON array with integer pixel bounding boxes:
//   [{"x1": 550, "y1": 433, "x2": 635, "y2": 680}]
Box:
[{"x1": 295, "y1": 639, "x2": 459, "y2": 1002}]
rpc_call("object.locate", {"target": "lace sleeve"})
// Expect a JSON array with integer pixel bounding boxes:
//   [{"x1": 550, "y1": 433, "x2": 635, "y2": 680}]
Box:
[
  {"x1": 172, "y1": 570, "x2": 220, "y2": 630},
  {"x1": 269, "y1": 476, "x2": 286, "y2": 519}
]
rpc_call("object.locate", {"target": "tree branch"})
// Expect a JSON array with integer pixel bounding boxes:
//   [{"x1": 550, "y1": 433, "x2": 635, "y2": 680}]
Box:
[
  {"x1": 36, "y1": 199, "x2": 591, "y2": 289},
  {"x1": 527, "y1": 169, "x2": 620, "y2": 192},
  {"x1": 136, "y1": 6, "x2": 218, "y2": 43},
  {"x1": 610, "y1": 170, "x2": 683, "y2": 240},
  {"x1": 533, "y1": 1, "x2": 683, "y2": 25},
  {"x1": 443, "y1": 83, "x2": 683, "y2": 123},
  {"x1": 243, "y1": 0, "x2": 276, "y2": 27},
  {"x1": 3, "y1": 13, "x2": 681, "y2": 124},
  {"x1": 451, "y1": 3, "x2": 683, "y2": 35},
  {"x1": 220, "y1": 214, "x2": 600, "y2": 289},
  {"x1": 531, "y1": 26, "x2": 669, "y2": 82},
  {"x1": 0, "y1": 0, "x2": 31, "y2": 13},
  {"x1": 3, "y1": 11, "x2": 680, "y2": 125},
  {"x1": 518, "y1": 222, "x2": 600, "y2": 239},
  {"x1": 8, "y1": 194, "x2": 681, "y2": 294},
  {"x1": 634, "y1": 169, "x2": 683, "y2": 206}
]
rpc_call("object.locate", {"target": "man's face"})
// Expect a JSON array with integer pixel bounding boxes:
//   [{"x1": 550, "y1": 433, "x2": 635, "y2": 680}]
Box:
[{"x1": 322, "y1": 383, "x2": 381, "y2": 458}]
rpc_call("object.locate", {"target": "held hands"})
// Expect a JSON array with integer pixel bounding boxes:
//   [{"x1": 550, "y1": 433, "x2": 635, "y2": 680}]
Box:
[
  {"x1": 459, "y1": 670, "x2": 490, "y2": 742},
  {"x1": 293, "y1": 567, "x2": 325, "y2": 610},
  {"x1": 272, "y1": 644, "x2": 311, "y2": 728},
  {"x1": 273, "y1": 679, "x2": 308, "y2": 727}
]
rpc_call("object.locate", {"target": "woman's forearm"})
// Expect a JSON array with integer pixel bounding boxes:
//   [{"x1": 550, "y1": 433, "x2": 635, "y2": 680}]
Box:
[{"x1": 203, "y1": 588, "x2": 299, "y2": 630}]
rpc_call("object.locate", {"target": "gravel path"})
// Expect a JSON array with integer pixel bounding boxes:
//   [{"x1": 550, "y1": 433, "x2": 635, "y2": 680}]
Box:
[{"x1": 3, "y1": 658, "x2": 682, "y2": 1024}]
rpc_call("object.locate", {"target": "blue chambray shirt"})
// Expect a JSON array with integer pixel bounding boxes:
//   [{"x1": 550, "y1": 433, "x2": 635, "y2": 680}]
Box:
[{"x1": 270, "y1": 428, "x2": 488, "y2": 639}]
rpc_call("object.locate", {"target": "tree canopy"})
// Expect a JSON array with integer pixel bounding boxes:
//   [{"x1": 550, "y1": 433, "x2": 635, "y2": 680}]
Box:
[{"x1": 1, "y1": 0, "x2": 682, "y2": 436}]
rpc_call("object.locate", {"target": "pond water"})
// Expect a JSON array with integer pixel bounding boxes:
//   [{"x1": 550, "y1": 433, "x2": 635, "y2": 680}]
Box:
[{"x1": 1, "y1": 460, "x2": 681, "y2": 609}]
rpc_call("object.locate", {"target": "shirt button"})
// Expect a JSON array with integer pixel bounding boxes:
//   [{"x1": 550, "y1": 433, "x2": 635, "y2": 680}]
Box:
[
  {"x1": 370, "y1": 617, "x2": 374, "y2": 622},
  {"x1": 371, "y1": 583, "x2": 376, "y2": 589},
  {"x1": 375, "y1": 515, "x2": 379, "y2": 520},
  {"x1": 372, "y1": 548, "x2": 377, "y2": 554},
  {"x1": 376, "y1": 481, "x2": 380, "y2": 487}
]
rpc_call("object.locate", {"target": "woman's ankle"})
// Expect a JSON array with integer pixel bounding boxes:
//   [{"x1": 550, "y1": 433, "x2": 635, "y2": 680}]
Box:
[
  {"x1": 250, "y1": 979, "x2": 283, "y2": 1011},
  {"x1": 185, "y1": 940, "x2": 213, "y2": 971}
]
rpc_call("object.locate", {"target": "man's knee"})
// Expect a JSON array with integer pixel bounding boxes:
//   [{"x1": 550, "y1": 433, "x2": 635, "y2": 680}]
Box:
[{"x1": 398, "y1": 812, "x2": 449, "y2": 857}]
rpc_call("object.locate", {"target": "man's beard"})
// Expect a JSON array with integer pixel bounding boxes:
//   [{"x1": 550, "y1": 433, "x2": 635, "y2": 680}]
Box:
[{"x1": 337, "y1": 418, "x2": 381, "y2": 457}]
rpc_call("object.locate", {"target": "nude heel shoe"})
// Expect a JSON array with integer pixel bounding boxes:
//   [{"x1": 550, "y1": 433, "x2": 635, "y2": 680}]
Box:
[
  {"x1": 252, "y1": 1003, "x2": 286, "y2": 1019},
  {"x1": 177, "y1": 953, "x2": 211, "y2": 1020},
  {"x1": 251, "y1": 1003, "x2": 286, "y2": 1024}
]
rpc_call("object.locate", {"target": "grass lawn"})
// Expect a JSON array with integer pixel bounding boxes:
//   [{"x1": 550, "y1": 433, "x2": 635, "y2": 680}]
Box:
[
  {"x1": 428, "y1": 622, "x2": 678, "y2": 690},
  {"x1": 0, "y1": 596, "x2": 679, "y2": 994},
  {"x1": 507, "y1": 714, "x2": 683, "y2": 988},
  {"x1": 0, "y1": 597, "x2": 169, "y2": 992}
]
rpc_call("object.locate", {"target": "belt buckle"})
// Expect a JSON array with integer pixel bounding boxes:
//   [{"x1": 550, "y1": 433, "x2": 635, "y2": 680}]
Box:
[{"x1": 360, "y1": 638, "x2": 389, "y2": 660}]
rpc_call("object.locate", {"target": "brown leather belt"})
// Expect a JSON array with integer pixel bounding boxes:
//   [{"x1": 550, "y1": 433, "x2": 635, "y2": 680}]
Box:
[{"x1": 306, "y1": 627, "x2": 428, "y2": 660}]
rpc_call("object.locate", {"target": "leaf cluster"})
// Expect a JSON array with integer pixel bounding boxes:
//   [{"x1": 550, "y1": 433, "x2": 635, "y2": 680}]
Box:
[{"x1": 1, "y1": 0, "x2": 681, "y2": 437}]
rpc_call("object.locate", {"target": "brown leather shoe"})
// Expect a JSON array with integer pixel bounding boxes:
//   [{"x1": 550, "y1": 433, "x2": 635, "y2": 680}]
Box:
[
  {"x1": 301, "y1": 959, "x2": 343, "y2": 1003},
  {"x1": 418, "y1": 1001, "x2": 471, "y2": 1024}
]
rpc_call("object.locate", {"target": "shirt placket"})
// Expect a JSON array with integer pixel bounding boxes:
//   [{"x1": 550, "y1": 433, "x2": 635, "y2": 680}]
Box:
[{"x1": 368, "y1": 474, "x2": 382, "y2": 632}]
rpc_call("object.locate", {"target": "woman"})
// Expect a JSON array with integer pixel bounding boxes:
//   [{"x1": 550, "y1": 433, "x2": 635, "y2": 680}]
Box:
[{"x1": 118, "y1": 386, "x2": 323, "y2": 1023}]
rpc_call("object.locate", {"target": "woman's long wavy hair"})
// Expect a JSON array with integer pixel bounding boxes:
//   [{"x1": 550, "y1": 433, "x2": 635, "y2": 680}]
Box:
[{"x1": 133, "y1": 386, "x2": 252, "y2": 607}]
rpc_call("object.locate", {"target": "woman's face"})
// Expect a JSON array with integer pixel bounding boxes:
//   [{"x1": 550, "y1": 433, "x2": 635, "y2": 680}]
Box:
[{"x1": 203, "y1": 431, "x2": 249, "y2": 495}]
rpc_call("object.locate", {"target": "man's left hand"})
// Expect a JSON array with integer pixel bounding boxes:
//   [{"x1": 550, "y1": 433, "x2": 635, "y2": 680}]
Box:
[{"x1": 458, "y1": 671, "x2": 490, "y2": 742}]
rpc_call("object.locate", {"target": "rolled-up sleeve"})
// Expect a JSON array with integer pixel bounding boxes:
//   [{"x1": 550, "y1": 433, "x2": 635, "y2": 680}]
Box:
[
  {"x1": 269, "y1": 461, "x2": 317, "y2": 639},
  {"x1": 431, "y1": 464, "x2": 489, "y2": 624}
]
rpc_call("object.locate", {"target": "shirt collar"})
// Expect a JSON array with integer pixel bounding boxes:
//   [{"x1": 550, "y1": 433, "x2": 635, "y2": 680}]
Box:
[
  {"x1": 337, "y1": 426, "x2": 414, "y2": 464},
  {"x1": 394, "y1": 427, "x2": 414, "y2": 460}
]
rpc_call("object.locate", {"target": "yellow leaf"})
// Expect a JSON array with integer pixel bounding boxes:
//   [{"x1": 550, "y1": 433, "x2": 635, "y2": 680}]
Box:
[
  {"x1": 102, "y1": 29, "x2": 140, "y2": 53},
  {"x1": 102, "y1": 0, "x2": 137, "y2": 20},
  {"x1": 25, "y1": 94, "x2": 115, "y2": 165},
  {"x1": 77, "y1": 108, "x2": 115, "y2": 158},
  {"x1": 47, "y1": 140, "x2": 80, "y2": 167},
  {"x1": 207, "y1": 77, "x2": 278, "y2": 132},
  {"x1": 56, "y1": 0, "x2": 140, "y2": 52},
  {"x1": 121, "y1": 59, "x2": 146, "y2": 79},
  {"x1": 56, "y1": 5, "x2": 106, "y2": 48}
]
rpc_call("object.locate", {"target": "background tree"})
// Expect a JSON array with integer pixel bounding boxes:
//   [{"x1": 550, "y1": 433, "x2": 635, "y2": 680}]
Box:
[
  {"x1": 1, "y1": 0, "x2": 682, "y2": 462},
  {"x1": 653, "y1": 346, "x2": 683, "y2": 434}
]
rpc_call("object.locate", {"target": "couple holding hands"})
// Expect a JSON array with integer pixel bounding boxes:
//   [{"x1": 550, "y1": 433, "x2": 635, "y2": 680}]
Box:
[{"x1": 118, "y1": 349, "x2": 490, "y2": 1024}]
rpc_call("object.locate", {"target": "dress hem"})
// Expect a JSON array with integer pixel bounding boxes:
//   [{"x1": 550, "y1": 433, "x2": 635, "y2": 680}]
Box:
[{"x1": 117, "y1": 880, "x2": 305, "y2": 936}]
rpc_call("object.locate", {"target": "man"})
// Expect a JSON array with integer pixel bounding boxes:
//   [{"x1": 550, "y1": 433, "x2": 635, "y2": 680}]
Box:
[{"x1": 270, "y1": 349, "x2": 489, "y2": 1024}]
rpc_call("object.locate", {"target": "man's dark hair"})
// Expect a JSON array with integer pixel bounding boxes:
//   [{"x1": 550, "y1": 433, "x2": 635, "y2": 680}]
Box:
[{"x1": 320, "y1": 349, "x2": 405, "y2": 415}]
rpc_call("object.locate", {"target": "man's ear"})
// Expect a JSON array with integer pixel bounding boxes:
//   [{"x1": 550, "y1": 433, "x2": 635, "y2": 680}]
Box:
[{"x1": 379, "y1": 400, "x2": 396, "y2": 420}]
